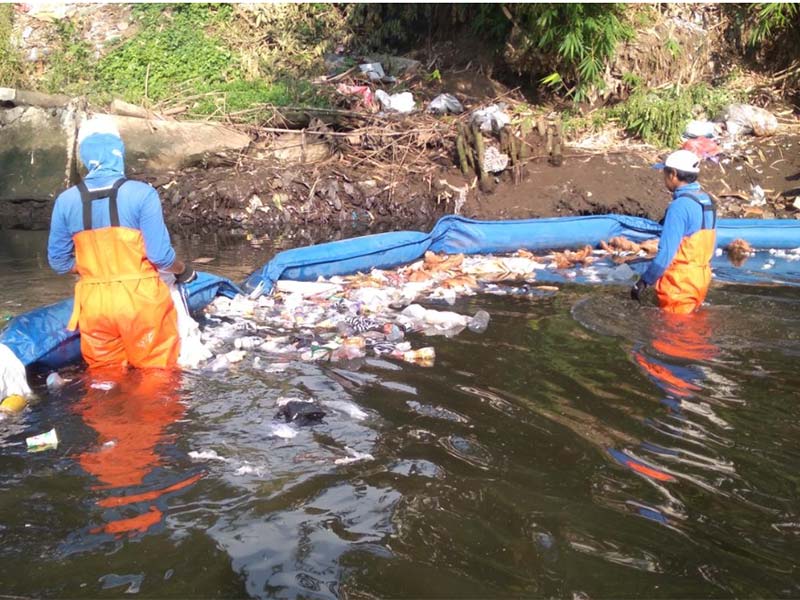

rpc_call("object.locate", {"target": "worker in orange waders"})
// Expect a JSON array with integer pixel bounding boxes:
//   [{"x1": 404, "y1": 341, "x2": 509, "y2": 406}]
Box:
[
  {"x1": 47, "y1": 116, "x2": 197, "y2": 368},
  {"x1": 630, "y1": 150, "x2": 717, "y2": 314}
]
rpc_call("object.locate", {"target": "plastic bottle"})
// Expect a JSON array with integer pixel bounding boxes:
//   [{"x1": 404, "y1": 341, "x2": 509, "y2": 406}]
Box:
[
  {"x1": 46, "y1": 372, "x2": 66, "y2": 391},
  {"x1": 384, "y1": 323, "x2": 405, "y2": 341},
  {"x1": 467, "y1": 310, "x2": 491, "y2": 334},
  {"x1": 340, "y1": 336, "x2": 366, "y2": 360},
  {"x1": 401, "y1": 347, "x2": 436, "y2": 364},
  {"x1": 234, "y1": 336, "x2": 263, "y2": 350}
]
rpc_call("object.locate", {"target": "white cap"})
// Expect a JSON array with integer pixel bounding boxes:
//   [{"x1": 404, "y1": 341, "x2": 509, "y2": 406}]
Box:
[
  {"x1": 657, "y1": 149, "x2": 700, "y2": 174},
  {"x1": 77, "y1": 114, "x2": 121, "y2": 144}
]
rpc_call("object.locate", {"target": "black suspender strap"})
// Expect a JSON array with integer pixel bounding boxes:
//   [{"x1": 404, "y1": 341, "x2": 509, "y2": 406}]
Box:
[
  {"x1": 76, "y1": 178, "x2": 128, "y2": 230},
  {"x1": 107, "y1": 177, "x2": 127, "y2": 227}
]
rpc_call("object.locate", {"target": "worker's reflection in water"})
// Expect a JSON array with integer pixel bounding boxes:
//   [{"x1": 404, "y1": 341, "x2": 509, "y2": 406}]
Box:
[
  {"x1": 73, "y1": 368, "x2": 201, "y2": 537},
  {"x1": 634, "y1": 309, "x2": 717, "y2": 402},
  {"x1": 610, "y1": 309, "x2": 720, "y2": 492}
]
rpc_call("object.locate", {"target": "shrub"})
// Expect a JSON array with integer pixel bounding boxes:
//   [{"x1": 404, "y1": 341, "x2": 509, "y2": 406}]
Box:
[
  {"x1": 612, "y1": 83, "x2": 743, "y2": 148},
  {"x1": 42, "y1": 20, "x2": 95, "y2": 95},
  {"x1": 96, "y1": 4, "x2": 236, "y2": 103},
  {"x1": 0, "y1": 5, "x2": 28, "y2": 88}
]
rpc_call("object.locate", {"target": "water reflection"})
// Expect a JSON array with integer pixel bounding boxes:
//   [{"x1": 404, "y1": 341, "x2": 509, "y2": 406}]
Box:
[
  {"x1": 65, "y1": 369, "x2": 203, "y2": 547},
  {"x1": 2, "y1": 231, "x2": 800, "y2": 598}
]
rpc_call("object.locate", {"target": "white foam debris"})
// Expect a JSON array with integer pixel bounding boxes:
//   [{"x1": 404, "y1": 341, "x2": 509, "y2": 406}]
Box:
[
  {"x1": 768, "y1": 248, "x2": 800, "y2": 261},
  {"x1": 189, "y1": 449, "x2": 228, "y2": 462},
  {"x1": 335, "y1": 447, "x2": 375, "y2": 465},
  {"x1": 275, "y1": 396, "x2": 313, "y2": 407},
  {"x1": 322, "y1": 400, "x2": 368, "y2": 421},
  {"x1": 269, "y1": 423, "x2": 298, "y2": 439},
  {"x1": 235, "y1": 463, "x2": 264, "y2": 476}
]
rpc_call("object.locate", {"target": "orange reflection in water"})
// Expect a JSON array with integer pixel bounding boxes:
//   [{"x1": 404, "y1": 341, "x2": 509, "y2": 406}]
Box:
[{"x1": 74, "y1": 368, "x2": 200, "y2": 537}]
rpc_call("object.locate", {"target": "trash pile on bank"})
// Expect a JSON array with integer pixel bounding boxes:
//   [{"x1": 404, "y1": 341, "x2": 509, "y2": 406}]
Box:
[
  {"x1": 672, "y1": 104, "x2": 798, "y2": 220},
  {"x1": 194, "y1": 244, "x2": 658, "y2": 373}
]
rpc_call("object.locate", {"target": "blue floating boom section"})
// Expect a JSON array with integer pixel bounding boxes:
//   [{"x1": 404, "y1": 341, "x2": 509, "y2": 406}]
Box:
[
  {"x1": 243, "y1": 214, "x2": 800, "y2": 293},
  {"x1": 5, "y1": 215, "x2": 800, "y2": 372},
  {"x1": 0, "y1": 272, "x2": 240, "y2": 370},
  {"x1": 716, "y1": 218, "x2": 800, "y2": 248}
]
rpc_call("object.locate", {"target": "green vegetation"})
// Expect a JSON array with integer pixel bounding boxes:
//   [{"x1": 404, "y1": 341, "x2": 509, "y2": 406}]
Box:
[
  {"x1": 509, "y1": 4, "x2": 634, "y2": 101},
  {"x1": 43, "y1": 21, "x2": 94, "y2": 95},
  {"x1": 748, "y1": 3, "x2": 799, "y2": 46},
  {"x1": 93, "y1": 3, "x2": 331, "y2": 114},
  {"x1": 1, "y1": 2, "x2": 795, "y2": 146},
  {"x1": 0, "y1": 5, "x2": 27, "y2": 88},
  {"x1": 612, "y1": 84, "x2": 743, "y2": 148},
  {"x1": 96, "y1": 7, "x2": 236, "y2": 104}
]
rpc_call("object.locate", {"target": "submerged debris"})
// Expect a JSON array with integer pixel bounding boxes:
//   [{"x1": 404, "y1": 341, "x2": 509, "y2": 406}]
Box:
[
  {"x1": 599, "y1": 237, "x2": 660, "y2": 263},
  {"x1": 726, "y1": 238, "x2": 754, "y2": 267}
]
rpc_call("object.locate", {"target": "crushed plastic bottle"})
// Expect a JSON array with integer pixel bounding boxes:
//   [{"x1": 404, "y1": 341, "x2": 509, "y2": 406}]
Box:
[
  {"x1": 399, "y1": 347, "x2": 436, "y2": 366},
  {"x1": 46, "y1": 372, "x2": 66, "y2": 391},
  {"x1": 467, "y1": 310, "x2": 491, "y2": 333},
  {"x1": 333, "y1": 336, "x2": 367, "y2": 361},
  {"x1": 234, "y1": 336, "x2": 263, "y2": 350}
]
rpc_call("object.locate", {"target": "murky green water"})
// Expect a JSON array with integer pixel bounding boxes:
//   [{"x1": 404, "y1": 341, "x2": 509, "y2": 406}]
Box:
[{"x1": 1, "y1": 231, "x2": 799, "y2": 598}]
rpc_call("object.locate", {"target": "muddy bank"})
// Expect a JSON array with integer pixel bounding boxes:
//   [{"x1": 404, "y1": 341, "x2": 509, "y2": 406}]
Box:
[
  {"x1": 150, "y1": 159, "x2": 449, "y2": 235},
  {"x1": 4, "y1": 130, "x2": 798, "y2": 235},
  {"x1": 148, "y1": 132, "x2": 800, "y2": 237},
  {"x1": 468, "y1": 133, "x2": 800, "y2": 222}
]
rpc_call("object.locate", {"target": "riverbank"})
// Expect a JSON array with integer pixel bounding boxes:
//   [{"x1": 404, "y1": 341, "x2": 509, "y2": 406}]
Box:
[
  {"x1": 151, "y1": 129, "x2": 800, "y2": 238},
  {"x1": 2, "y1": 3, "x2": 799, "y2": 234}
]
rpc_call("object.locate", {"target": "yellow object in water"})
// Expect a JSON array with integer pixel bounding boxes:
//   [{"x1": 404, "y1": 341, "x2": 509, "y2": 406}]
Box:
[{"x1": 0, "y1": 394, "x2": 27, "y2": 413}]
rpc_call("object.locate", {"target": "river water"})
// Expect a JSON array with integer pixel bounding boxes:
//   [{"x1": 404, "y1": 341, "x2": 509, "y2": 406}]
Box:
[{"x1": 1, "y1": 231, "x2": 799, "y2": 598}]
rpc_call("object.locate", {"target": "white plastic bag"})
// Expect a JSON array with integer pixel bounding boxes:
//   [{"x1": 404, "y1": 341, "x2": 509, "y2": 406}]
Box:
[
  {"x1": 0, "y1": 343, "x2": 32, "y2": 399},
  {"x1": 161, "y1": 274, "x2": 213, "y2": 368},
  {"x1": 471, "y1": 104, "x2": 510, "y2": 133},
  {"x1": 375, "y1": 90, "x2": 415, "y2": 113},
  {"x1": 725, "y1": 104, "x2": 779, "y2": 137},
  {"x1": 428, "y1": 93, "x2": 464, "y2": 115}
]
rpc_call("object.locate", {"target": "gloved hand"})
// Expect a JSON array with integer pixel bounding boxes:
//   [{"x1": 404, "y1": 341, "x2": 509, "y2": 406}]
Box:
[
  {"x1": 175, "y1": 265, "x2": 197, "y2": 285},
  {"x1": 630, "y1": 278, "x2": 647, "y2": 304}
]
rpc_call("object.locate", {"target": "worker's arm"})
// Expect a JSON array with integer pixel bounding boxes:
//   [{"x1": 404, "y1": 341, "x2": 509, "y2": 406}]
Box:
[
  {"x1": 641, "y1": 198, "x2": 692, "y2": 285},
  {"x1": 47, "y1": 194, "x2": 77, "y2": 275},
  {"x1": 138, "y1": 185, "x2": 194, "y2": 282}
]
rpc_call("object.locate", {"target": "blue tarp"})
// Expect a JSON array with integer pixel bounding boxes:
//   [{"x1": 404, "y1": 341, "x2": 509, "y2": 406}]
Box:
[
  {"x1": 243, "y1": 215, "x2": 800, "y2": 293},
  {"x1": 0, "y1": 272, "x2": 240, "y2": 370},
  {"x1": 4, "y1": 214, "x2": 800, "y2": 372}
]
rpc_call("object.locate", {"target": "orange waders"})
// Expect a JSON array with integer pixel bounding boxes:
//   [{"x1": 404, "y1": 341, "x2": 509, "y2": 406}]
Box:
[
  {"x1": 654, "y1": 194, "x2": 717, "y2": 315},
  {"x1": 67, "y1": 178, "x2": 180, "y2": 368}
]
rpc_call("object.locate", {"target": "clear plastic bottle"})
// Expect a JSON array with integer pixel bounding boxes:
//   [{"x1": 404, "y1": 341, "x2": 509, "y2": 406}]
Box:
[
  {"x1": 384, "y1": 323, "x2": 405, "y2": 341},
  {"x1": 467, "y1": 310, "x2": 491, "y2": 334},
  {"x1": 46, "y1": 372, "x2": 66, "y2": 391},
  {"x1": 234, "y1": 336, "x2": 263, "y2": 350},
  {"x1": 399, "y1": 347, "x2": 436, "y2": 364}
]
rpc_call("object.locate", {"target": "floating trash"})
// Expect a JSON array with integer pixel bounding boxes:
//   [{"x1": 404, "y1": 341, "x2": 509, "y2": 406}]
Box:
[{"x1": 26, "y1": 428, "x2": 58, "y2": 452}]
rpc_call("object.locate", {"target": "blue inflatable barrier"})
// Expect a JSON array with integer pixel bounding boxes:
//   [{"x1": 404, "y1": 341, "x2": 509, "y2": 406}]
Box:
[
  {"x1": 0, "y1": 272, "x2": 240, "y2": 371},
  {"x1": 243, "y1": 215, "x2": 800, "y2": 293},
  {"x1": 4, "y1": 214, "x2": 800, "y2": 373}
]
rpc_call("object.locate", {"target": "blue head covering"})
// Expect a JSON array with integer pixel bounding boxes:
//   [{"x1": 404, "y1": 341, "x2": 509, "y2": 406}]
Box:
[{"x1": 77, "y1": 116, "x2": 126, "y2": 182}]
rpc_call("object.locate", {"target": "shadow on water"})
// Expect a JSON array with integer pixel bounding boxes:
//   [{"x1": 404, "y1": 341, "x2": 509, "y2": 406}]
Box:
[{"x1": 1, "y1": 232, "x2": 800, "y2": 598}]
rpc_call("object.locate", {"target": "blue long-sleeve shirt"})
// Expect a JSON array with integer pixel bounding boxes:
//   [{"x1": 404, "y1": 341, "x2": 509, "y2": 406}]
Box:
[
  {"x1": 48, "y1": 133, "x2": 176, "y2": 274},
  {"x1": 642, "y1": 182, "x2": 714, "y2": 285}
]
